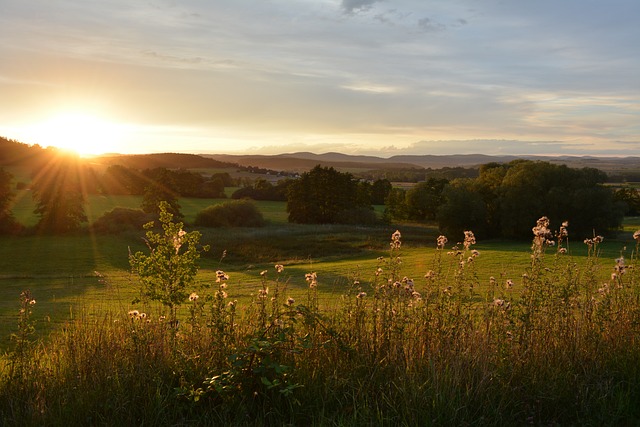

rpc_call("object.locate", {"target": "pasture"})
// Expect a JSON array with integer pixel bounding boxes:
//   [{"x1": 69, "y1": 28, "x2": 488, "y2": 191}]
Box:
[
  {"x1": 0, "y1": 194, "x2": 636, "y2": 348},
  {"x1": 2, "y1": 195, "x2": 640, "y2": 425}
]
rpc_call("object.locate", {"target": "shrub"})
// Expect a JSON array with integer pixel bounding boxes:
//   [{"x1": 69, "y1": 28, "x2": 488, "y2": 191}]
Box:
[
  {"x1": 194, "y1": 200, "x2": 266, "y2": 228},
  {"x1": 91, "y1": 207, "x2": 151, "y2": 234}
]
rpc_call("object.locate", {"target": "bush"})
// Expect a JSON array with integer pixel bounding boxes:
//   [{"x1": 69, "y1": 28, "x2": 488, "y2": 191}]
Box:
[
  {"x1": 194, "y1": 200, "x2": 266, "y2": 228},
  {"x1": 91, "y1": 208, "x2": 151, "y2": 234}
]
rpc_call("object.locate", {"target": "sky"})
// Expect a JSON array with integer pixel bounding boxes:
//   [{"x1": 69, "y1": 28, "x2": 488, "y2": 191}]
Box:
[{"x1": 0, "y1": 0, "x2": 639, "y2": 157}]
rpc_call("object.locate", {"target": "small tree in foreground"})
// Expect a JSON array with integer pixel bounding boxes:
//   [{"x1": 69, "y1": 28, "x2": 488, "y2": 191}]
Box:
[{"x1": 129, "y1": 202, "x2": 209, "y2": 324}]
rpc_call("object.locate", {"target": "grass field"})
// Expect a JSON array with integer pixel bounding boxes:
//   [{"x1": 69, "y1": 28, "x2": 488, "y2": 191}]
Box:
[
  {"x1": 0, "y1": 208, "x2": 635, "y2": 351},
  {"x1": 3, "y1": 196, "x2": 640, "y2": 424}
]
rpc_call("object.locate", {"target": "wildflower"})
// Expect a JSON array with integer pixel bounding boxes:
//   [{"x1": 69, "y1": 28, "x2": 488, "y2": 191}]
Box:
[
  {"x1": 425, "y1": 270, "x2": 435, "y2": 279},
  {"x1": 173, "y1": 229, "x2": 187, "y2": 253},
  {"x1": 634, "y1": 230, "x2": 640, "y2": 241},
  {"x1": 260, "y1": 270, "x2": 268, "y2": 276},
  {"x1": 411, "y1": 291, "x2": 421, "y2": 300},
  {"x1": 471, "y1": 249, "x2": 480, "y2": 257},
  {"x1": 437, "y1": 235, "x2": 448, "y2": 249},
  {"x1": 140, "y1": 312, "x2": 147, "y2": 319},
  {"x1": 493, "y1": 299, "x2": 505, "y2": 307},
  {"x1": 375, "y1": 267, "x2": 383, "y2": 276},
  {"x1": 189, "y1": 292, "x2": 199, "y2": 302},
  {"x1": 159, "y1": 315, "x2": 166, "y2": 322},
  {"x1": 29, "y1": 299, "x2": 36, "y2": 305},
  {"x1": 287, "y1": 297, "x2": 295, "y2": 306},
  {"x1": 216, "y1": 270, "x2": 229, "y2": 282},
  {"x1": 353, "y1": 280, "x2": 360, "y2": 286},
  {"x1": 463, "y1": 230, "x2": 476, "y2": 250},
  {"x1": 489, "y1": 276, "x2": 496, "y2": 286},
  {"x1": 377, "y1": 256, "x2": 385, "y2": 261},
  {"x1": 128, "y1": 310, "x2": 139, "y2": 318},
  {"x1": 356, "y1": 291, "x2": 367, "y2": 299},
  {"x1": 217, "y1": 290, "x2": 228, "y2": 299},
  {"x1": 391, "y1": 230, "x2": 402, "y2": 249},
  {"x1": 220, "y1": 283, "x2": 227, "y2": 290},
  {"x1": 506, "y1": 279, "x2": 514, "y2": 289},
  {"x1": 275, "y1": 264, "x2": 284, "y2": 273},
  {"x1": 258, "y1": 288, "x2": 269, "y2": 299},
  {"x1": 228, "y1": 300, "x2": 237, "y2": 308},
  {"x1": 558, "y1": 247, "x2": 567, "y2": 254}
]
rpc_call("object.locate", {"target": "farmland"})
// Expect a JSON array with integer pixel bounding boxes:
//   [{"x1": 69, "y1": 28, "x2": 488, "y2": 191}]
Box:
[{"x1": 2, "y1": 186, "x2": 640, "y2": 425}]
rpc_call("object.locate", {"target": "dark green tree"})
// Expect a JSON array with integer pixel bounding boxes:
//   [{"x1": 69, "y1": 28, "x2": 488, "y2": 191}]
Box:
[
  {"x1": 436, "y1": 179, "x2": 488, "y2": 239},
  {"x1": 287, "y1": 165, "x2": 368, "y2": 224},
  {"x1": 31, "y1": 156, "x2": 88, "y2": 233},
  {"x1": 614, "y1": 187, "x2": 640, "y2": 216},
  {"x1": 436, "y1": 160, "x2": 624, "y2": 239},
  {"x1": 0, "y1": 168, "x2": 21, "y2": 234},
  {"x1": 404, "y1": 177, "x2": 449, "y2": 220},
  {"x1": 371, "y1": 178, "x2": 392, "y2": 205}
]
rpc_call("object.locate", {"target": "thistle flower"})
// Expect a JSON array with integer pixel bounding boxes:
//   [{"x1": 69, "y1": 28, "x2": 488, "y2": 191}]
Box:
[
  {"x1": 634, "y1": 230, "x2": 640, "y2": 241},
  {"x1": 287, "y1": 297, "x2": 295, "y2": 306},
  {"x1": 437, "y1": 235, "x2": 448, "y2": 249},
  {"x1": 189, "y1": 292, "x2": 199, "y2": 302},
  {"x1": 275, "y1": 264, "x2": 284, "y2": 273},
  {"x1": 128, "y1": 310, "x2": 139, "y2": 318},
  {"x1": 463, "y1": 230, "x2": 476, "y2": 250},
  {"x1": 390, "y1": 230, "x2": 402, "y2": 249},
  {"x1": 29, "y1": 299, "x2": 36, "y2": 305},
  {"x1": 506, "y1": 279, "x2": 514, "y2": 289},
  {"x1": 258, "y1": 288, "x2": 269, "y2": 299},
  {"x1": 356, "y1": 291, "x2": 367, "y2": 299},
  {"x1": 260, "y1": 270, "x2": 268, "y2": 277},
  {"x1": 424, "y1": 270, "x2": 435, "y2": 279},
  {"x1": 216, "y1": 270, "x2": 229, "y2": 282}
]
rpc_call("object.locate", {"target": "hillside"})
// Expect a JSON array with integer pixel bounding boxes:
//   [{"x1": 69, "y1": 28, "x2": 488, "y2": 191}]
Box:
[{"x1": 204, "y1": 152, "x2": 640, "y2": 176}]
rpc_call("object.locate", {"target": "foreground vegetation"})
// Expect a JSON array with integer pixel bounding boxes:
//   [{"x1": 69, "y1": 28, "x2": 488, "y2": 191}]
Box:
[{"x1": 2, "y1": 212, "x2": 640, "y2": 425}]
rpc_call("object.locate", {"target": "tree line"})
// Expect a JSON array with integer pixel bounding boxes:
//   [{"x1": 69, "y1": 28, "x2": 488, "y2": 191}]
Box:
[{"x1": 285, "y1": 162, "x2": 631, "y2": 240}]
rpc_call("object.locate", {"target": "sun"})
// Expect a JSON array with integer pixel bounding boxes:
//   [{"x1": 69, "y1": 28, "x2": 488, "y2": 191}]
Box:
[{"x1": 34, "y1": 112, "x2": 125, "y2": 156}]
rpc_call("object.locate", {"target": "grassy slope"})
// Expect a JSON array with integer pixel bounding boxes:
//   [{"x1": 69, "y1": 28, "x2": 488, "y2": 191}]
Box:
[{"x1": 2, "y1": 193, "x2": 638, "y2": 350}]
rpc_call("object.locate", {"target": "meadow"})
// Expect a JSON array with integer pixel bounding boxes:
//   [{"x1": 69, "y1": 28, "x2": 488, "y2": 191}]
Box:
[{"x1": 2, "y1": 195, "x2": 640, "y2": 425}]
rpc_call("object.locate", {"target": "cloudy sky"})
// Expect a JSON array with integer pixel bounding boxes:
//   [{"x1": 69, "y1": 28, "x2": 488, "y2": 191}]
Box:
[{"x1": 0, "y1": 0, "x2": 639, "y2": 156}]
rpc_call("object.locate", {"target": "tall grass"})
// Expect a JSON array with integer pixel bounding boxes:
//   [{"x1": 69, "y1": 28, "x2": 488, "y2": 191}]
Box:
[{"x1": 2, "y1": 220, "x2": 640, "y2": 425}]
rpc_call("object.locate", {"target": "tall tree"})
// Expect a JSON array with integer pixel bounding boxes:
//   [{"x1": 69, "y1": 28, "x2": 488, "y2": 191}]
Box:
[
  {"x1": 31, "y1": 155, "x2": 88, "y2": 233},
  {"x1": 287, "y1": 165, "x2": 367, "y2": 224},
  {"x1": 0, "y1": 168, "x2": 21, "y2": 234}
]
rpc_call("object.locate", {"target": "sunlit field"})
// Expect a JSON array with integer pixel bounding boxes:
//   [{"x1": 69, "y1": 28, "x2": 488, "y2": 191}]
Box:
[{"x1": 2, "y1": 197, "x2": 640, "y2": 425}]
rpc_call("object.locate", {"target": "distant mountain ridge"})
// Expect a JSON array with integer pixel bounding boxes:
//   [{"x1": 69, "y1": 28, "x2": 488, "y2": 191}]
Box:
[{"x1": 204, "y1": 152, "x2": 640, "y2": 173}]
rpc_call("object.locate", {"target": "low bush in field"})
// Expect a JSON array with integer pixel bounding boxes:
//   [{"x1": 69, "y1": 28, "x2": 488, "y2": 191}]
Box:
[
  {"x1": 3, "y1": 216, "x2": 640, "y2": 425},
  {"x1": 194, "y1": 200, "x2": 266, "y2": 228},
  {"x1": 91, "y1": 207, "x2": 151, "y2": 234}
]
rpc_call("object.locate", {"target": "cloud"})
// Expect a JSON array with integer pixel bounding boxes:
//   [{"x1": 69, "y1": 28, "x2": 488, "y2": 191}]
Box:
[
  {"x1": 417, "y1": 17, "x2": 446, "y2": 33},
  {"x1": 341, "y1": 0, "x2": 381, "y2": 14}
]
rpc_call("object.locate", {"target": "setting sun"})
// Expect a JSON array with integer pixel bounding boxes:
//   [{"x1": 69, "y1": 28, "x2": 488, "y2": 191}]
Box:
[{"x1": 32, "y1": 112, "x2": 125, "y2": 156}]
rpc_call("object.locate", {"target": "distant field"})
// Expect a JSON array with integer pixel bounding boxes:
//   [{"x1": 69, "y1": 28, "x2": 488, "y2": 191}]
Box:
[
  {"x1": 3, "y1": 189, "x2": 640, "y2": 350},
  {"x1": 9, "y1": 190, "x2": 289, "y2": 226}
]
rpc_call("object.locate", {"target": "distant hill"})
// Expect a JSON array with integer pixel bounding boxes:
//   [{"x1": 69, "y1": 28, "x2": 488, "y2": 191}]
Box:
[
  {"x1": 204, "y1": 153, "x2": 423, "y2": 172},
  {"x1": 205, "y1": 152, "x2": 640, "y2": 175},
  {"x1": 92, "y1": 153, "x2": 238, "y2": 170}
]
